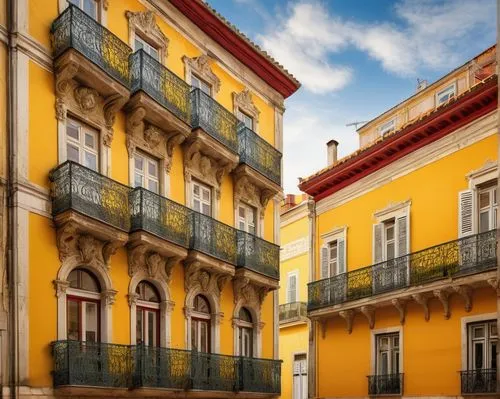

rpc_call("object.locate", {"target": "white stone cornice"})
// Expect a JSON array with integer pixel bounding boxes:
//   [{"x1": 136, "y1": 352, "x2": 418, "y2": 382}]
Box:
[{"x1": 280, "y1": 201, "x2": 308, "y2": 227}]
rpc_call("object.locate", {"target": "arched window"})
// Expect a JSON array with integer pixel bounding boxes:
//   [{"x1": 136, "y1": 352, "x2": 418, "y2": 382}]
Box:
[
  {"x1": 238, "y1": 307, "x2": 254, "y2": 357},
  {"x1": 192, "y1": 295, "x2": 211, "y2": 352},
  {"x1": 67, "y1": 268, "x2": 101, "y2": 342},
  {"x1": 136, "y1": 281, "x2": 160, "y2": 346}
]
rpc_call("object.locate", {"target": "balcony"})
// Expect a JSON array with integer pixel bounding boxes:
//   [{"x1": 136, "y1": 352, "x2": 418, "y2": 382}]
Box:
[
  {"x1": 460, "y1": 369, "x2": 497, "y2": 394},
  {"x1": 236, "y1": 231, "x2": 280, "y2": 289},
  {"x1": 236, "y1": 126, "x2": 282, "y2": 192},
  {"x1": 308, "y1": 230, "x2": 497, "y2": 313},
  {"x1": 188, "y1": 88, "x2": 239, "y2": 170},
  {"x1": 50, "y1": 161, "x2": 130, "y2": 246},
  {"x1": 52, "y1": 341, "x2": 282, "y2": 396},
  {"x1": 128, "y1": 50, "x2": 191, "y2": 137},
  {"x1": 367, "y1": 374, "x2": 403, "y2": 396},
  {"x1": 51, "y1": 5, "x2": 130, "y2": 100},
  {"x1": 279, "y1": 302, "x2": 308, "y2": 325},
  {"x1": 129, "y1": 187, "x2": 190, "y2": 261},
  {"x1": 189, "y1": 212, "x2": 237, "y2": 273}
]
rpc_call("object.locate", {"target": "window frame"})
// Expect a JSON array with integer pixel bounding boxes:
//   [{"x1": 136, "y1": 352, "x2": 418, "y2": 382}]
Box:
[
  {"x1": 67, "y1": 0, "x2": 100, "y2": 21},
  {"x1": 286, "y1": 270, "x2": 299, "y2": 303},
  {"x1": 370, "y1": 327, "x2": 403, "y2": 376},
  {"x1": 320, "y1": 226, "x2": 347, "y2": 279},
  {"x1": 66, "y1": 117, "x2": 100, "y2": 172},
  {"x1": 477, "y1": 184, "x2": 497, "y2": 233},
  {"x1": 436, "y1": 83, "x2": 456, "y2": 105},
  {"x1": 375, "y1": 333, "x2": 400, "y2": 376},
  {"x1": 238, "y1": 202, "x2": 257, "y2": 235},
  {"x1": 134, "y1": 34, "x2": 161, "y2": 62},
  {"x1": 133, "y1": 151, "x2": 160, "y2": 194},
  {"x1": 192, "y1": 179, "x2": 212, "y2": 216},
  {"x1": 467, "y1": 320, "x2": 497, "y2": 370},
  {"x1": 191, "y1": 74, "x2": 213, "y2": 97},
  {"x1": 237, "y1": 108, "x2": 254, "y2": 130}
]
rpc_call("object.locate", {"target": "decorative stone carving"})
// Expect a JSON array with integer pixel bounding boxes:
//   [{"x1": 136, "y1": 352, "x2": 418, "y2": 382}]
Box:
[
  {"x1": 233, "y1": 173, "x2": 276, "y2": 220},
  {"x1": 391, "y1": 298, "x2": 407, "y2": 325},
  {"x1": 233, "y1": 88, "x2": 260, "y2": 130},
  {"x1": 233, "y1": 276, "x2": 269, "y2": 311},
  {"x1": 55, "y1": 222, "x2": 117, "y2": 271},
  {"x1": 74, "y1": 86, "x2": 99, "y2": 113},
  {"x1": 487, "y1": 278, "x2": 500, "y2": 295},
  {"x1": 53, "y1": 280, "x2": 70, "y2": 298},
  {"x1": 128, "y1": 293, "x2": 139, "y2": 307},
  {"x1": 126, "y1": 10, "x2": 169, "y2": 58},
  {"x1": 184, "y1": 260, "x2": 230, "y2": 299},
  {"x1": 102, "y1": 289, "x2": 117, "y2": 306},
  {"x1": 184, "y1": 140, "x2": 230, "y2": 188},
  {"x1": 183, "y1": 54, "x2": 221, "y2": 94},
  {"x1": 453, "y1": 285, "x2": 473, "y2": 312},
  {"x1": 339, "y1": 310, "x2": 354, "y2": 334},
  {"x1": 433, "y1": 289, "x2": 451, "y2": 319},
  {"x1": 360, "y1": 305, "x2": 375, "y2": 329},
  {"x1": 128, "y1": 244, "x2": 175, "y2": 282},
  {"x1": 412, "y1": 293, "x2": 430, "y2": 321}
]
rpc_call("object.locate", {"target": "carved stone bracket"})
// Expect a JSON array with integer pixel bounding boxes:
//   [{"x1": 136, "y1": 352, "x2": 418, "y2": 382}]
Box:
[
  {"x1": 487, "y1": 278, "x2": 500, "y2": 296},
  {"x1": 233, "y1": 174, "x2": 272, "y2": 218},
  {"x1": 391, "y1": 298, "x2": 407, "y2": 325},
  {"x1": 360, "y1": 305, "x2": 375, "y2": 329},
  {"x1": 213, "y1": 312, "x2": 224, "y2": 326},
  {"x1": 53, "y1": 280, "x2": 70, "y2": 298},
  {"x1": 161, "y1": 300, "x2": 176, "y2": 314},
  {"x1": 412, "y1": 293, "x2": 430, "y2": 321},
  {"x1": 233, "y1": 88, "x2": 260, "y2": 129},
  {"x1": 184, "y1": 140, "x2": 231, "y2": 189},
  {"x1": 232, "y1": 276, "x2": 269, "y2": 321},
  {"x1": 339, "y1": 310, "x2": 354, "y2": 334},
  {"x1": 128, "y1": 244, "x2": 175, "y2": 282},
  {"x1": 183, "y1": 54, "x2": 221, "y2": 93},
  {"x1": 433, "y1": 288, "x2": 451, "y2": 319},
  {"x1": 126, "y1": 10, "x2": 169, "y2": 58},
  {"x1": 319, "y1": 319, "x2": 327, "y2": 339},
  {"x1": 453, "y1": 285, "x2": 473, "y2": 312},
  {"x1": 184, "y1": 259, "x2": 230, "y2": 299},
  {"x1": 102, "y1": 289, "x2": 118, "y2": 306},
  {"x1": 128, "y1": 293, "x2": 139, "y2": 307}
]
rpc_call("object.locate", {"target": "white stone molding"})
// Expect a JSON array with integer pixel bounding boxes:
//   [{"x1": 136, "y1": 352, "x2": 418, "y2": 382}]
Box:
[
  {"x1": 320, "y1": 226, "x2": 347, "y2": 245},
  {"x1": 339, "y1": 310, "x2": 354, "y2": 334},
  {"x1": 412, "y1": 293, "x2": 430, "y2": 321},
  {"x1": 360, "y1": 305, "x2": 375, "y2": 329},
  {"x1": 433, "y1": 288, "x2": 451, "y2": 319},
  {"x1": 391, "y1": 298, "x2": 407, "y2": 325},
  {"x1": 58, "y1": 0, "x2": 109, "y2": 26},
  {"x1": 374, "y1": 200, "x2": 411, "y2": 221},
  {"x1": 126, "y1": 9, "x2": 169, "y2": 63},
  {"x1": 460, "y1": 312, "x2": 497, "y2": 370},
  {"x1": 182, "y1": 54, "x2": 221, "y2": 95},
  {"x1": 233, "y1": 88, "x2": 260, "y2": 132},
  {"x1": 370, "y1": 326, "x2": 404, "y2": 374},
  {"x1": 453, "y1": 285, "x2": 473, "y2": 312},
  {"x1": 467, "y1": 159, "x2": 498, "y2": 189}
]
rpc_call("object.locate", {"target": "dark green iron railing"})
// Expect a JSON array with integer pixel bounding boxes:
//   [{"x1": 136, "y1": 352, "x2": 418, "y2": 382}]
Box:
[
  {"x1": 130, "y1": 50, "x2": 191, "y2": 124},
  {"x1": 308, "y1": 230, "x2": 497, "y2": 311},
  {"x1": 130, "y1": 187, "x2": 191, "y2": 248},
  {"x1": 279, "y1": 302, "x2": 307, "y2": 323},
  {"x1": 190, "y1": 88, "x2": 239, "y2": 153},
  {"x1": 51, "y1": 4, "x2": 131, "y2": 87},
  {"x1": 238, "y1": 126, "x2": 282, "y2": 185},
  {"x1": 367, "y1": 373, "x2": 403, "y2": 395},
  {"x1": 50, "y1": 161, "x2": 131, "y2": 232},
  {"x1": 237, "y1": 230, "x2": 279, "y2": 279},
  {"x1": 52, "y1": 341, "x2": 281, "y2": 394},
  {"x1": 460, "y1": 369, "x2": 497, "y2": 394},
  {"x1": 190, "y1": 212, "x2": 237, "y2": 265}
]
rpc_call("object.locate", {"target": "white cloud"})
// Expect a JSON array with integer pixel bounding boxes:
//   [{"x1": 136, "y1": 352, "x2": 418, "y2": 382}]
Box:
[{"x1": 258, "y1": 0, "x2": 496, "y2": 93}]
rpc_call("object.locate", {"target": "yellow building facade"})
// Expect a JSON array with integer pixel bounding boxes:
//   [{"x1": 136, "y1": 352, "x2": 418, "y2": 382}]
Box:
[
  {"x1": 0, "y1": 0, "x2": 299, "y2": 397},
  {"x1": 299, "y1": 47, "x2": 499, "y2": 398}
]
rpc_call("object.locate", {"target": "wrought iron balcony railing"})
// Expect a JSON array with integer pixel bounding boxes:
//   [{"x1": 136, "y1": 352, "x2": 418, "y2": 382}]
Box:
[
  {"x1": 238, "y1": 126, "x2": 282, "y2": 185},
  {"x1": 308, "y1": 230, "x2": 497, "y2": 311},
  {"x1": 130, "y1": 50, "x2": 191, "y2": 124},
  {"x1": 237, "y1": 231, "x2": 280, "y2": 280},
  {"x1": 130, "y1": 188, "x2": 191, "y2": 248},
  {"x1": 52, "y1": 341, "x2": 281, "y2": 394},
  {"x1": 51, "y1": 4, "x2": 131, "y2": 87},
  {"x1": 460, "y1": 369, "x2": 497, "y2": 394},
  {"x1": 190, "y1": 88, "x2": 239, "y2": 153},
  {"x1": 190, "y1": 212, "x2": 237, "y2": 265},
  {"x1": 50, "y1": 161, "x2": 131, "y2": 232},
  {"x1": 367, "y1": 373, "x2": 403, "y2": 395},
  {"x1": 279, "y1": 302, "x2": 307, "y2": 324}
]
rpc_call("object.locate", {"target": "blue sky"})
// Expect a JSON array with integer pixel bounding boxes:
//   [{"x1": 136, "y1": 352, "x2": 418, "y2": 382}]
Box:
[{"x1": 208, "y1": 0, "x2": 496, "y2": 193}]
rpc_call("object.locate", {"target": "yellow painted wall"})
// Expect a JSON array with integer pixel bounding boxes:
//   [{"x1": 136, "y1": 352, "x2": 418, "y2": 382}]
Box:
[
  {"x1": 280, "y1": 324, "x2": 308, "y2": 399},
  {"x1": 26, "y1": 0, "x2": 283, "y2": 388},
  {"x1": 0, "y1": 43, "x2": 7, "y2": 178}
]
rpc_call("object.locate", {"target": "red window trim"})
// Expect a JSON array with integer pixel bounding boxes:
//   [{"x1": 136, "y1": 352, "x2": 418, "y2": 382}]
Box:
[
  {"x1": 67, "y1": 295, "x2": 101, "y2": 343},
  {"x1": 136, "y1": 305, "x2": 160, "y2": 347}
]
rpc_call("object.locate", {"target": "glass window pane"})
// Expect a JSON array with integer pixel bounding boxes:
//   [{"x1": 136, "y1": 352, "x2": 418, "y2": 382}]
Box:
[
  {"x1": 135, "y1": 156, "x2": 144, "y2": 171},
  {"x1": 193, "y1": 199, "x2": 201, "y2": 212},
  {"x1": 83, "y1": 0, "x2": 96, "y2": 19},
  {"x1": 387, "y1": 242, "x2": 395, "y2": 260},
  {"x1": 490, "y1": 323, "x2": 498, "y2": 337},
  {"x1": 80, "y1": 270, "x2": 99, "y2": 292},
  {"x1": 148, "y1": 180, "x2": 158, "y2": 194},
  {"x1": 474, "y1": 326, "x2": 485, "y2": 338},
  {"x1": 84, "y1": 151, "x2": 97, "y2": 171},
  {"x1": 136, "y1": 309, "x2": 143, "y2": 344},
  {"x1": 150, "y1": 47, "x2": 159, "y2": 61},
  {"x1": 491, "y1": 342, "x2": 497, "y2": 369},
  {"x1": 249, "y1": 225, "x2": 256, "y2": 235},
  {"x1": 148, "y1": 161, "x2": 158, "y2": 177},
  {"x1": 239, "y1": 221, "x2": 245, "y2": 230},
  {"x1": 200, "y1": 322, "x2": 208, "y2": 352},
  {"x1": 84, "y1": 132, "x2": 95, "y2": 149},
  {"x1": 134, "y1": 173, "x2": 143, "y2": 188},
  {"x1": 386, "y1": 225, "x2": 394, "y2": 241},
  {"x1": 202, "y1": 188, "x2": 210, "y2": 201},
  {"x1": 147, "y1": 311, "x2": 156, "y2": 346},
  {"x1": 135, "y1": 38, "x2": 144, "y2": 52},
  {"x1": 202, "y1": 203, "x2": 210, "y2": 216},
  {"x1": 67, "y1": 144, "x2": 79, "y2": 163},
  {"x1": 85, "y1": 302, "x2": 98, "y2": 342},
  {"x1": 239, "y1": 207, "x2": 245, "y2": 217},
  {"x1": 479, "y1": 211, "x2": 490, "y2": 233},
  {"x1": 474, "y1": 342, "x2": 484, "y2": 369},
  {"x1": 193, "y1": 184, "x2": 200, "y2": 196},
  {"x1": 67, "y1": 300, "x2": 79, "y2": 340},
  {"x1": 480, "y1": 192, "x2": 490, "y2": 209},
  {"x1": 67, "y1": 123, "x2": 79, "y2": 140}
]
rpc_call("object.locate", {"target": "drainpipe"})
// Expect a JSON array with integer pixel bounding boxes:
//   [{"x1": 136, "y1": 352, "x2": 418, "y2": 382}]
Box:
[
  {"x1": 307, "y1": 198, "x2": 316, "y2": 398},
  {"x1": 6, "y1": 0, "x2": 18, "y2": 397}
]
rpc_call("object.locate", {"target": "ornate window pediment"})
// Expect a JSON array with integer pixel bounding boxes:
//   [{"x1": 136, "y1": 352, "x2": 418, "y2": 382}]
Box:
[
  {"x1": 126, "y1": 10, "x2": 169, "y2": 61},
  {"x1": 183, "y1": 54, "x2": 221, "y2": 94},
  {"x1": 233, "y1": 88, "x2": 260, "y2": 131}
]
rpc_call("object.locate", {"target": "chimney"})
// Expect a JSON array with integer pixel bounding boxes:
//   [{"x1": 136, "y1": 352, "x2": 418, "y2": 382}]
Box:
[
  {"x1": 327, "y1": 140, "x2": 339, "y2": 166},
  {"x1": 416, "y1": 78, "x2": 428, "y2": 93},
  {"x1": 285, "y1": 194, "x2": 296, "y2": 207}
]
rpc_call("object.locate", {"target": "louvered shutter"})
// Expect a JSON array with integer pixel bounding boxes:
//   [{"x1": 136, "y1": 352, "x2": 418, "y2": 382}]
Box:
[
  {"x1": 459, "y1": 190, "x2": 474, "y2": 237},
  {"x1": 337, "y1": 238, "x2": 346, "y2": 274},
  {"x1": 373, "y1": 223, "x2": 383, "y2": 263},
  {"x1": 320, "y1": 245, "x2": 329, "y2": 279},
  {"x1": 396, "y1": 215, "x2": 409, "y2": 256},
  {"x1": 287, "y1": 274, "x2": 297, "y2": 303}
]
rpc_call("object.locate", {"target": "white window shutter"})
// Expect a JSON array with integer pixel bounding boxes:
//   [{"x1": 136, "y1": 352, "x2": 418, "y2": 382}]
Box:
[
  {"x1": 373, "y1": 223, "x2": 383, "y2": 263},
  {"x1": 320, "y1": 245, "x2": 329, "y2": 279},
  {"x1": 337, "y1": 237, "x2": 346, "y2": 274},
  {"x1": 287, "y1": 274, "x2": 297, "y2": 303},
  {"x1": 396, "y1": 215, "x2": 409, "y2": 257},
  {"x1": 458, "y1": 190, "x2": 474, "y2": 237}
]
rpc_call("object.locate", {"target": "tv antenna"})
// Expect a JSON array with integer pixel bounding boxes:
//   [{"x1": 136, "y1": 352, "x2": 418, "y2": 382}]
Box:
[{"x1": 346, "y1": 121, "x2": 368, "y2": 130}]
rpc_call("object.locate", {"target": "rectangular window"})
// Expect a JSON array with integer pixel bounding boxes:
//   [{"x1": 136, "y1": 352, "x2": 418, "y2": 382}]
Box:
[
  {"x1": 68, "y1": 0, "x2": 98, "y2": 20},
  {"x1": 293, "y1": 354, "x2": 308, "y2": 399},
  {"x1": 378, "y1": 119, "x2": 395, "y2": 136},
  {"x1": 66, "y1": 118, "x2": 99, "y2": 171},
  {"x1": 328, "y1": 240, "x2": 338, "y2": 276},
  {"x1": 238, "y1": 203, "x2": 257, "y2": 235},
  {"x1": 376, "y1": 333, "x2": 400, "y2": 375},
  {"x1": 192, "y1": 180, "x2": 212, "y2": 216},
  {"x1": 134, "y1": 152, "x2": 160, "y2": 194},
  {"x1": 287, "y1": 271, "x2": 298, "y2": 303},
  {"x1": 134, "y1": 35, "x2": 160, "y2": 61},
  {"x1": 238, "y1": 109, "x2": 254, "y2": 130},
  {"x1": 468, "y1": 320, "x2": 497, "y2": 370},
  {"x1": 478, "y1": 184, "x2": 497, "y2": 233},
  {"x1": 436, "y1": 84, "x2": 456, "y2": 105},
  {"x1": 191, "y1": 74, "x2": 212, "y2": 96},
  {"x1": 384, "y1": 220, "x2": 396, "y2": 261}
]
